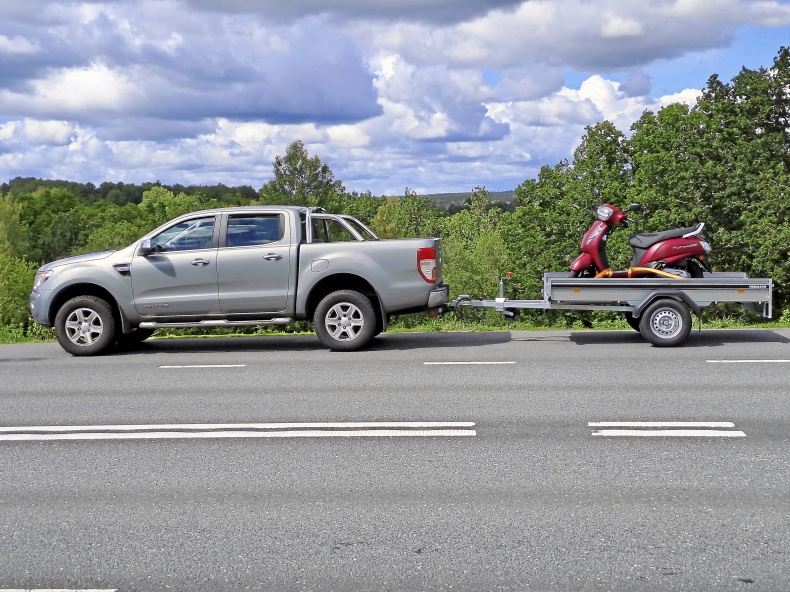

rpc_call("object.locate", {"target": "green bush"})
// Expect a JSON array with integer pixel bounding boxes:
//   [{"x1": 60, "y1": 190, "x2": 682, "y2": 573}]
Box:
[{"x1": 0, "y1": 253, "x2": 37, "y2": 329}]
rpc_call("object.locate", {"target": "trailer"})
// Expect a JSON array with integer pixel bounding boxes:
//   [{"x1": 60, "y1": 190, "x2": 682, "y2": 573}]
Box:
[{"x1": 450, "y1": 272, "x2": 773, "y2": 346}]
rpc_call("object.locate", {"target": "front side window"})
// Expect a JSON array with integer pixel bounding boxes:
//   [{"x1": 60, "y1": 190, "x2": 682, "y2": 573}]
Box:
[
  {"x1": 226, "y1": 214, "x2": 284, "y2": 247},
  {"x1": 150, "y1": 216, "x2": 216, "y2": 252}
]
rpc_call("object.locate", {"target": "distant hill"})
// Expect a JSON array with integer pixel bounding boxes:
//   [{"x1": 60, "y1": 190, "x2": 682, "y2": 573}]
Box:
[{"x1": 425, "y1": 190, "x2": 516, "y2": 209}]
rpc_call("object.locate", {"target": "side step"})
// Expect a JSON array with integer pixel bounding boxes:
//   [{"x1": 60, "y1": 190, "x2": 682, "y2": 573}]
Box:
[{"x1": 139, "y1": 318, "x2": 295, "y2": 329}]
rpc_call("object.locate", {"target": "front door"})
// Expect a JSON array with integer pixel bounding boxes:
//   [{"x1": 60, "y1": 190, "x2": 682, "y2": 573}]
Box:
[{"x1": 131, "y1": 215, "x2": 220, "y2": 316}]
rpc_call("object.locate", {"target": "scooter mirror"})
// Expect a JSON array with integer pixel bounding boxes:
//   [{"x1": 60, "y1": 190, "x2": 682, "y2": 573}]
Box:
[{"x1": 626, "y1": 203, "x2": 642, "y2": 212}]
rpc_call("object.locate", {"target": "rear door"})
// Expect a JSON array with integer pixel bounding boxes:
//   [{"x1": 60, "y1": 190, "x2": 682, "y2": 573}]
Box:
[
  {"x1": 131, "y1": 215, "x2": 220, "y2": 316},
  {"x1": 216, "y1": 212, "x2": 292, "y2": 313}
]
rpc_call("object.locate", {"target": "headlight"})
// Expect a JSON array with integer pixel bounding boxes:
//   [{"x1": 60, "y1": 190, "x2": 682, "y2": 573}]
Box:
[
  {"x1": 596, "y1": 205, "x2": 614, "y2": 221},
  {"x1": 33, "y1": 269, "x2": 53, "y2": 288}
]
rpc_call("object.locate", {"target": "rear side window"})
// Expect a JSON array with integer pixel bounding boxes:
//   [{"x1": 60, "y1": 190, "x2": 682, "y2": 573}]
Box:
[{"x1": 226, "y1": 214, "x2": 284, "y2": 247}]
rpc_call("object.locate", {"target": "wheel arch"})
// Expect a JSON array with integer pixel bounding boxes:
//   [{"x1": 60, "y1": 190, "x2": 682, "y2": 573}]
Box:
[
  {"x1": 305, "y1": 273, "x2": 384, "y2": 333},
  {"x1": 48, "y1": 283, "x2": 131, "y2": 333},
  {"x1": 632, "y1": 290, "x2": 701, "y2": 320}
]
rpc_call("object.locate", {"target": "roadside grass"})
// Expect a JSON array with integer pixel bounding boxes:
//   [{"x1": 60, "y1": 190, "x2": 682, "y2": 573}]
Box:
[{"x1": 2, "y1": 308, "x2": 789, "y2": 345}]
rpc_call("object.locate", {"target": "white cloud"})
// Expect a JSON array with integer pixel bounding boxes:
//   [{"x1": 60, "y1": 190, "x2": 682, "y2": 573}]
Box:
[
  {"x1": 0, "y1": 0, "x2": 787, "y2": 194},
  {"x1": 19, "y1": 119, "x2": 75, "y2": 145},
  {"x1": 0, "y1": 34, "x2": 39, "y2": 55}
]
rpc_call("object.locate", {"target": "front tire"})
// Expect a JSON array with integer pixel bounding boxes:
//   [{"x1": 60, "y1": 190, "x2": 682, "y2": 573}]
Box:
[
  {"x1": 570, "y1": 269, "x2": 594, "y2": 278},
  {"x1": 639, "y1": 299, "x2": 692, "y2": 347},
  {"x1": 54, "y1": 295, "x2": 116, "y2": 356},
  {"x1": 314, "y1": 290, "x2": 377, "y2": 352}
]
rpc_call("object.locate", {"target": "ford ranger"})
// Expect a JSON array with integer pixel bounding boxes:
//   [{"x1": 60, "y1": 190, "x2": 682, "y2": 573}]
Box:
[{"x1": 29, "y1": 206, "x2": 449, "y2": 355}]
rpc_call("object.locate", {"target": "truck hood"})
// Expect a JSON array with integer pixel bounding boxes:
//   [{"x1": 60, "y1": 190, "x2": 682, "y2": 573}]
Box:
[{"x1": 40, "y1": 250, "x2": 116, "y2": 271}]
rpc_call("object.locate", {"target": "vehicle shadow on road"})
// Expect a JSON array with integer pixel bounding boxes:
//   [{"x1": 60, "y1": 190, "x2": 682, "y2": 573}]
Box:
[
  {"x1": 111, "y1": 330, "x2": 513, "y2": 355},
  {"x1": 569, "y1": 328, "x2": 790, "y2": 347}
]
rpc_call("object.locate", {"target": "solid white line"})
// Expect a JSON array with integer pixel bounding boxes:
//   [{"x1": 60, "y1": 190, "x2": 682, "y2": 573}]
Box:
[
  {"x1": 706, "y1": 360, "x2": 790, "y2": 363},
  {"x1": 0, "y1": 421, "x2": 475, "y2": 433},
  {"x1": 423, "y1": 361, "x2": 516, "y2": 365},
  {"x1": 588, "y1": 421, "x2": 735, "y2": 428},
  {"x1": 0, "y1": 590, "x2": 118, "y2": 592},
  {"x1": 592, "y1": 429, "x2": 746, "y2": 437},
  {"x1": 0, "y1": 429, "x2": 476, "y2": 441},
  {"x1": 159, "y1": 364, "x2": 246, "y2": 368}
]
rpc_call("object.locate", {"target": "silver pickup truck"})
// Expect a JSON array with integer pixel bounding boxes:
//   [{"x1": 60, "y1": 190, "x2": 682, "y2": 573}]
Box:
[{"x1": 29, "y1": 206, "x2": 449, "y2": 355}]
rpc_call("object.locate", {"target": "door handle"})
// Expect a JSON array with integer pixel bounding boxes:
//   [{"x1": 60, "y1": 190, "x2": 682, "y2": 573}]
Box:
[
  {"x1": 263, "y1": 253, "x2": 283, "y2": 261},
  {"x1": 191, "y1": 258, "x2": 211, "y2": 266}
]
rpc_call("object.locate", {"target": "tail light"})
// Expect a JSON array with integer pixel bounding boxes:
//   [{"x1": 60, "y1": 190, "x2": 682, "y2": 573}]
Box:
[{"x1": 417, "y1": 247, "x2": 437, "y2": 283}]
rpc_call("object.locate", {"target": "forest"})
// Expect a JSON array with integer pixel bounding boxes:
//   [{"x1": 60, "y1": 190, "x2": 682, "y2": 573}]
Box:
[{"x1": 2, "y1": 47, "x2": 789, "y2": 339}]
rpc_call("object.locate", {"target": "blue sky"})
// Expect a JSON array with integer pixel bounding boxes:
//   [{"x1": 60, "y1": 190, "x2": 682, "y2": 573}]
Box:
[{"x1": 1, "y1": 0, "x2": 789, "y2": 196}]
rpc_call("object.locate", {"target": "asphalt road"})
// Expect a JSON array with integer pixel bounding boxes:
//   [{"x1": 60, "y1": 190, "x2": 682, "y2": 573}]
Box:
[{"x1": 1, "y1": 328, "x2": 789, "y2": 592}]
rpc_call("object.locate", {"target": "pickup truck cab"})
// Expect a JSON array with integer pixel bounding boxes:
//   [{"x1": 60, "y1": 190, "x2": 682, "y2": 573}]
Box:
[{"x1": 30, "y1": 206, "x2": 449, "y2": 355}]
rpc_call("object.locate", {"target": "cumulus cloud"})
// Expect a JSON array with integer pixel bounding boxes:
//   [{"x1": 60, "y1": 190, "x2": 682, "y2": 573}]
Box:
[{"x1": 0, "y1": 0, "x2": 788, "y2": 193}]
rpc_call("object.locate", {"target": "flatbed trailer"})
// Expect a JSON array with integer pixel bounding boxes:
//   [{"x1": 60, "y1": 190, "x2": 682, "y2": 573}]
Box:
[{"x1": 450, "y1": 272, "x2": 773, "y2": 346}]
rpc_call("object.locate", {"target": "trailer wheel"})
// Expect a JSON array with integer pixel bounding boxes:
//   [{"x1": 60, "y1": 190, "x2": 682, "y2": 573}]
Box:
[
  {"x1": 54, "y1": 295, "x2": 116, "y2": 356},
  {"x1": 314, "y1": 290, "x2": 377, "y2": 351},
  {"x1": 639, "y1": 299, "x2": 692, "y2": 347}
]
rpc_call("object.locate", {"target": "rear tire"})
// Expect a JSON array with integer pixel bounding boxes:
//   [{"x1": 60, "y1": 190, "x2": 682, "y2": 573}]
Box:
[
  {"x1": 639, "y1": 299, "x2": 692, "y2": 347},
  {"x1": 54, "y1": 295, "x2": 116, "y2": 356},
  {"x1": 314, "y1": 290, "x2": 377, "y2": 352},
  {"x1": 570, "y1": 270, "x2": 594, "y2": 278},
  {"x1": 685, "y1": 259, "x2": 705, "y2": 278}
]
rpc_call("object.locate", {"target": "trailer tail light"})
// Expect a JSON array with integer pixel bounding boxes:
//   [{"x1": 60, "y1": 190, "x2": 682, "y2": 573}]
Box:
[{"x1": 417, "y1": 247, "x2": 437, "y2": 284}]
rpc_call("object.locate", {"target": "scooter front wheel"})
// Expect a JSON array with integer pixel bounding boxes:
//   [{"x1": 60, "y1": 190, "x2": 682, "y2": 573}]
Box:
[
  {"x1": 639, "y1": 298, "x2": 692, "y2": 347},
  {"x1": 569, "y1": 270, "x2": 594, "y2": 278}
]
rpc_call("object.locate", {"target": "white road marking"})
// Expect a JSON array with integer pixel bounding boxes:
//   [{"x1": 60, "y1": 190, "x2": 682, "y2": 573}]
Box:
[
  {"x1": 0, "y1": 422, "x2": 476, "y2": 441},
  {"x1": 1, "y1": 429, "x2": 476, "y2": 441},
  {"x1": 159, "y1": 364, "x2": 246, "y2": 368},
  {"x1": 0, "y1": 590, "x2": 117, "y2": 592},
  {"x1": 706, "y1": 359, "x2": 790, "y2": 363},
  {"x1": 589, "y1": 421, "x2": 746, "y2": 437},
  {"x1": 423, "y1": 361, "x2": 516, "y2": 365},
  {"x1": 592, "y1": 429, "x2": 746, "y2": 437},
  {"x1": 589, "y1": 421, "x2": 735, "y2": 428}
]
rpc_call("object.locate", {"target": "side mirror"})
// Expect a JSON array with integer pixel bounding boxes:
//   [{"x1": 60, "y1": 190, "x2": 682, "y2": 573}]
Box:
[
  {"x1": 138, "y1": 239, "x2": 154, "y2": 256},
  {"x1": 626, "y1": 204, "x2": 642, "y2": 212}
]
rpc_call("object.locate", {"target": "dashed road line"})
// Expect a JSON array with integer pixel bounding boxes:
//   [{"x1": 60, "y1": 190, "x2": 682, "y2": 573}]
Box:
[
  {"x1": 159, "y1": 364, "x2": 246, "y2": 368},
  {"x1": 424, "y1": 361, "x2": 516, "y2": 365},
  {"x1": 590, "y1": 421, "x2": 746, "y2": 437},
  {"x1": 706, "y1": 359, "x2": 790, "y2": 363},
  {"x1": 0, "y1": 422, "x2": 476, "y2": 442}
]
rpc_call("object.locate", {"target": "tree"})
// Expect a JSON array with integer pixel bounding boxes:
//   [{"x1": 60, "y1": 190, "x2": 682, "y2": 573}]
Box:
[
  {"x1": 259, "y1": 140, "x2": 346, "y2": 209},
  {"x1": 370, "y1": 188, "x2": 445, "y2": 239}
]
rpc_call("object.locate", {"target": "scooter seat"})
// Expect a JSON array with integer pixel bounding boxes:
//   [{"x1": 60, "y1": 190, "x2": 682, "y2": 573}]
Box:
[{"x1": 629, "y1": 226, "x2": 701, "y2": 249}]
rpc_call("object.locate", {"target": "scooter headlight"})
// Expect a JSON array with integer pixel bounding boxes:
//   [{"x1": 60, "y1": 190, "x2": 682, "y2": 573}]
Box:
[
  {"x1": 596, "y1": 205, "x2": 614, "y2": 221},
  {"x1": 700, "y1": 240, "x2": 711, "y2": 253}
]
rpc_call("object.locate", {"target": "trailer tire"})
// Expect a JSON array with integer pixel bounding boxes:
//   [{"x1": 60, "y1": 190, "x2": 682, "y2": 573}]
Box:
[
  {"x1": 54, "y1": 295, "x2": 116, "y2": 356},
  {"x1": 314, "y1": 290, "x2": 377, "y2": 352},
  {"x1": 639, "y1": 299, "x2": 692, "y2": 347}
]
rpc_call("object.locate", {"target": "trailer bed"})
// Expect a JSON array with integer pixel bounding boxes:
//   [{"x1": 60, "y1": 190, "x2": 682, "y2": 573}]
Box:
[{"x1": 450, "y1": 272, "x2": 773, "y2": 346}]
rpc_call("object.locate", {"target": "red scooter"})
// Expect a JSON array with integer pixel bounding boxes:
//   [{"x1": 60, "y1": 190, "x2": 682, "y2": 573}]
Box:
[{"x1": 570, "y1": 201, "x2": 712, "y2": 278}]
